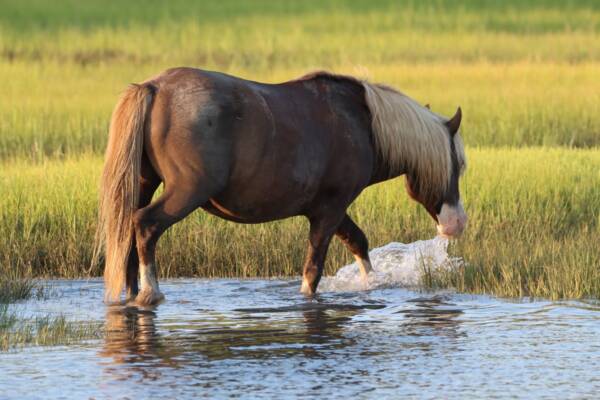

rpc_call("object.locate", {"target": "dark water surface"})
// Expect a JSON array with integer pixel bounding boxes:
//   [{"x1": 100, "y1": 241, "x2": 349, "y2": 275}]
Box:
[{"x1": 1, "y1": 279, "x2": 599, "y2": 399}]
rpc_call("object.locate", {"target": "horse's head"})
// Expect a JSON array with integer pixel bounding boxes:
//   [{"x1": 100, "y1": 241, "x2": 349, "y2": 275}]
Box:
[{"x1": 405, "y1": 107, "x2": 467, "y2": 238}]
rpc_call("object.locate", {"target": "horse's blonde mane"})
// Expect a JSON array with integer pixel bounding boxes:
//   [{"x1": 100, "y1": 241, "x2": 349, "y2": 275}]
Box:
[{"x1": 362, "y1": 82, "x2": 465, "y2": 204}]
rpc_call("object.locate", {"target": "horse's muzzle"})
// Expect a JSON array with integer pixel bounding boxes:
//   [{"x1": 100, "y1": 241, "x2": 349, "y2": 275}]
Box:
[{"x1": 436, "y1": 202, "x2": 467, "y2": 238}]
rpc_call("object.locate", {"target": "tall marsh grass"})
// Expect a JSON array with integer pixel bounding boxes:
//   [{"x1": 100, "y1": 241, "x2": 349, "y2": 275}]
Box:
[
  {"x1": 2, "y1": 61, "x2": 599, "y2": 160},
  {"x1": 0, "y1": 0, "x2": 598, "y2": 300},
  {"x1": 1, "y1": 148, "x2": 598, "y2": 299},
  {"x1": 0, "y1": 0, "x2": 599, "y2": 159}
]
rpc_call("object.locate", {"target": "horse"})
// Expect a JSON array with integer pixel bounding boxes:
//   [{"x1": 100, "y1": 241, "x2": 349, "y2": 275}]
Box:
[{"x1": 93, "y1": 68, "x2": 467, "y2": 306}]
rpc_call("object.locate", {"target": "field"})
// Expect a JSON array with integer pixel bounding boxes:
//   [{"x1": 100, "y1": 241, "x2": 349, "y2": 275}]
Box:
[{"x1": 1, "y1": 0, "x2": 599, "y2": 299}]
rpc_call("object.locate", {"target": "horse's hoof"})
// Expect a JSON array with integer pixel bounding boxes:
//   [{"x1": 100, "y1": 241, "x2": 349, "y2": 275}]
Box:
[
  {"x1": 360, "y1": 273, "x2": 371, "y2": 289},
  {"x1": 300, "y1": 279, "x2": 316, "y2": 296},
  {"x1": 124, "y1": 292, "x2": 138, "y2": 305},
  {"x1": 134, "y1": 290, "x2": 165, "y2": 306}
]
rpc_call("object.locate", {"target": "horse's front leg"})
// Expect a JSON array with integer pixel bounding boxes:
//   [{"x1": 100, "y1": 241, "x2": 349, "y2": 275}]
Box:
[
  {"x1": 335, "y1": 214, "x2": 373, "y2": 280},
  {"x1": 301, "y1": 214, "x2": 345, "y2": 295}
]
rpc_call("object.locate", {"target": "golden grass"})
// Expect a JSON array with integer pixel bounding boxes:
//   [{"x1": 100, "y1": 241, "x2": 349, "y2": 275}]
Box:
[
  {"x1": 1, "y1": 148, "x2": 598, "y2": 299},
  {"x1": 1, "y1": 0, "x2": 598, "y2": 301},
  {"x1": 0, "y1": 305, "x2": 102, "y2": 351},
  {"x1": 0, "y1": 0, "x2": 599, "y2": 159},
  {"x1": 0, "y1": 278, "x2": 101, "y2": 351}
]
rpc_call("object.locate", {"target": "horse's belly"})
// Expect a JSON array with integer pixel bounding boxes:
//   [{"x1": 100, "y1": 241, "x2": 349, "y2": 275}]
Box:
[
  {"x1": 202, "y1": 150, "x2": 324, "y2": 223},
  {"x1": 201, "y1": 195, "x2": 304, "y2": 224}
]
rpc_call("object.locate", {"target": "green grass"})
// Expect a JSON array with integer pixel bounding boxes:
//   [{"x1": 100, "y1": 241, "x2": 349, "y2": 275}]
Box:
[
  {"x1": 0, "y1": 278, "x2": 37, "y2": 304},
  {"x1": 1, "y1": 148, "x2": 598, "y2": 299},
  {"x1": 0, "y1": 0, "x2": 599, "y2": 301},
  {"x1": 0, "y1": 278, "x2": 101, "y2": 351},
  {"x1": 1, "y1": 61, "x2": 598, "y2": 161},
  {"x1": 0, "y1": 0, "x2": 599, "y2": 159},
  {"x1": 0, "y1": 307, "x2": 102, "y2": 351}
]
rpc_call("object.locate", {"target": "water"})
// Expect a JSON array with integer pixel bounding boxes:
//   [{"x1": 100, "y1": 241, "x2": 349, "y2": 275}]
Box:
[
  {"x1": 1, "y1": 239, "x2": 600, "y2": 399},
  {"x1": 320, "y1": 236, "x2": 458, "y2": 291}
]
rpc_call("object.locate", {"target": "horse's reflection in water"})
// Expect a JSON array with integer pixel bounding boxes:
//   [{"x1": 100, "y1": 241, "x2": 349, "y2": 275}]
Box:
[
  {"x1": 101, "y1": 305, "x2": 195, "y2": 386},
  {"x1": 397, "y1": 295, "x2": 466, "y2": 355},
  {"x1": 100, "y1": 296, "x2": 465, "y2": 379},
  {"x1": 101, "y1": 306, "x2": 182, "y2": 374},
  {"x1": 103, "y1": 307, "x2": 152, "y2": 357},
  {"x1": 100, "y1": 301, "x2": 362, "y2": 368},
  {"x1": 181, "y1": 302, "x2": 362, "y2": 360}
]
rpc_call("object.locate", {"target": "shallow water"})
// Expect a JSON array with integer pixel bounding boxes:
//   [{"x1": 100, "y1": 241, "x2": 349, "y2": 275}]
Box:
[{"x1": 1, "y1": 241, "x2": 600, "y2": 399}]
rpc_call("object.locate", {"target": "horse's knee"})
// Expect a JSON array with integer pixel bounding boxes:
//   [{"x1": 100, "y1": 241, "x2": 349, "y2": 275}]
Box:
[
  {"x1": 347, "y1": 226, "x2": 368, "y2": 254},
  {"x1": 338, "y1": 219, "x2": 369, "y2": 257}
]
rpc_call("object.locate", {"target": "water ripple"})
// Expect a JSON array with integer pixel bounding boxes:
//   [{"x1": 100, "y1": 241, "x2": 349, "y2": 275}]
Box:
[{"x1": 1, "y1": 278, "x2": 599, "y2": 399}]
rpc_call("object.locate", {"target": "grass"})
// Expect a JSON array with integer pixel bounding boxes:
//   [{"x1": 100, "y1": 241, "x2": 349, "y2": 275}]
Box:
[
  {"x1": 0, "y1": 0, "x2": 598, "y2": 301},
  {"x1": 0, "y1": 307, "x2": 102, "y2": 351},
  {"x1": 1, "y1": 61, "x2": 599, "y2": 161},
  {"x1": 0, "y1": 0, "x2": 599, "y2": 159},
  {"x1": 0, "y1": 278, "x2": 37, "y2": 304},
  {"x1": 0, "y1": 278, "x2": 101, "y2": 351},
  {"x1": 1, "y1": 148, "x2": 598, "y2": 300}
]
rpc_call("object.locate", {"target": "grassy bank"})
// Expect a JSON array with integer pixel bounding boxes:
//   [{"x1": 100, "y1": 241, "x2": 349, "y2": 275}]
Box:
[
  {"x1": 1, "y1": 0, "x2": 599, "y2": 159},
  {"x1": 1, "y1": 0, "x2": 598, "y2": 301},
  {"x1": 1, "y1": 148, "x2": 598, "y2": 299},
  {"x1": 2, "y1": 61, "x2": 599, "y2": 160}
]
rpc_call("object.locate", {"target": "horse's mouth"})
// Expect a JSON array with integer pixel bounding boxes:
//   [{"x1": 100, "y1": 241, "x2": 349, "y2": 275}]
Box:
[{"x1": 436, "y1": 224, "x2": 465, "y2": 239}]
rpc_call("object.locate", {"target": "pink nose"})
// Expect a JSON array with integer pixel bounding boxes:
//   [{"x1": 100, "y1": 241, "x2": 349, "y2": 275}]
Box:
[{"x1": 437, "y1": 213, "x2": 467, "y2": 238}]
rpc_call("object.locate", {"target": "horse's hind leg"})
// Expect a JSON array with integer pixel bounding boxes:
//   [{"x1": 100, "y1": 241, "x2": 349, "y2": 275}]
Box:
[
  {"x1": 125, "y1": 157, "x2": 161, "y2": 301},
  {"x1": 335, "y1": 214, "x2": 373, "y2": 279},
  {"x1": 132, "y1": 180, "x2": 212, "y2": 306}
]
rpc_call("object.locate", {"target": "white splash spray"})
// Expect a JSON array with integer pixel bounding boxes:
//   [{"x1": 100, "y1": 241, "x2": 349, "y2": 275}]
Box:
[{"x1": 319, "y1": 236, "x2": 462, "y2": 292}]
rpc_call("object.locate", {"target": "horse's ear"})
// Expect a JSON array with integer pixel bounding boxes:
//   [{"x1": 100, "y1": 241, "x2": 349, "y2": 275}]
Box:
[
  {"x1": 424, "y1": 103, "x2": 430, "y2": 109},
  {"x1": 446, "y1": 107, "x2": 462, "y2": 136}
]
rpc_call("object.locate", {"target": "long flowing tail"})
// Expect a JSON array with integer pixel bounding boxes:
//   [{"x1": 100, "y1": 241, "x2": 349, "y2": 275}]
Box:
[{"x1": 92, "y1": 83, "x2": 154, "y2": 302}]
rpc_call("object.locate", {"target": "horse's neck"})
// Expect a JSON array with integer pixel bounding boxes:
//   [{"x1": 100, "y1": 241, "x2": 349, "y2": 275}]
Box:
[{"x1": 368, "y1": 153, "x2": 406, "y2": 185}]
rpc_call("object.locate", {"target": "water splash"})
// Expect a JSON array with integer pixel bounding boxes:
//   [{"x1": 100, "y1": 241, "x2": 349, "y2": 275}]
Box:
[{"x1": 320, "y1": 236, "x2": 461, "y2": 292}]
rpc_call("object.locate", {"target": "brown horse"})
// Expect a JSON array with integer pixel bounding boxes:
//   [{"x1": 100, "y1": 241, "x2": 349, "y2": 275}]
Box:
[{"x1": 93, "y1": 68, "x2": 467, "y2": 305}]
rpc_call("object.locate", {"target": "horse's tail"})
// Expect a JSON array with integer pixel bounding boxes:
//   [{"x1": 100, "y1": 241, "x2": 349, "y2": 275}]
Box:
[{"x1": 92, "y1": 83, "x2": 155, "y2": 302}]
